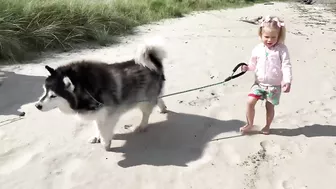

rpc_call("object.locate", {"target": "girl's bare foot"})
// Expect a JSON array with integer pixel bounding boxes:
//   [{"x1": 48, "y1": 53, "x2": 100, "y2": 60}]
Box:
[
  {"x1": 260, "y1": 126, "x2": 270, "y2": 135},
  {"x1": 240, "y1": 124, "x2": 254, "y2": 134}
]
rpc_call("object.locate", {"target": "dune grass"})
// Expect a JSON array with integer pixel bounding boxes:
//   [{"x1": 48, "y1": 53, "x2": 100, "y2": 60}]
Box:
[{"x1": 0, "y1": 0, "x2": 266, "y2": 63}]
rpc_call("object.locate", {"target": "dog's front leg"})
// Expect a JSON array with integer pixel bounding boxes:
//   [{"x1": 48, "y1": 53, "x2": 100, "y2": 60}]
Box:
[
  {"x1": 157, "y1": 99, "x2": 167, "y2": 114},
  {"x1": 96, "y1": 115, "x2": 119, "y2": 151},
  {"x1": 88, "y1": 121, "x2": 101, "y2": 143}
]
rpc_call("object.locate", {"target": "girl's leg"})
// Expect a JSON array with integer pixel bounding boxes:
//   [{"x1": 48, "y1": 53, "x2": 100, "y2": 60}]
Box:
[
  {"x1": 240, "y1": 96, "x2": 259, "y2": 133},
  {"x1": 261, "y1": 101, "x2": 275, "y2": 135}
]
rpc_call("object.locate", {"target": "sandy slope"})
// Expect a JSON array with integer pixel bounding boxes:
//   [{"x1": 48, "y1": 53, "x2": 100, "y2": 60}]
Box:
[{"x1": 1, "y1": 2, "x2": 336, "y2": 189}]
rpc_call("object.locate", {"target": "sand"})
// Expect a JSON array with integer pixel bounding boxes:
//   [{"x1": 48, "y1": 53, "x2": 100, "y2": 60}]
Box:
[{"x1": 1, "y1": 2, "x2": 336, "y2": 189}]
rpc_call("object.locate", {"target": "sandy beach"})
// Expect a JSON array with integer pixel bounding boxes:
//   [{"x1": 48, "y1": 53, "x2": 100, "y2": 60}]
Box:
[{"x1": 1, "y1": 1, "x2": 336, "y2": 189}]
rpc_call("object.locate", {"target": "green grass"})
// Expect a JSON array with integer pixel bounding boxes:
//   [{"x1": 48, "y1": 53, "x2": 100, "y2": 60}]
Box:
[{"x1": 0, "y1": 0, "x2": 267, "y2": 63}]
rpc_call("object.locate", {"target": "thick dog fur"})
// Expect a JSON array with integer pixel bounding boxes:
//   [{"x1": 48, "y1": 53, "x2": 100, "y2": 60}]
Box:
[{"x1": 35, "y1": 37, "x2": 168, "y2": 151}]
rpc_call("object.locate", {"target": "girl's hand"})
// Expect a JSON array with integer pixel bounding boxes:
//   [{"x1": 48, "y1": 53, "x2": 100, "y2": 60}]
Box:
[
  {"x1": 241, "y1": 65, "x2": 249, "y2": 72},
  {"x1": 282, "y1": 83, "x2": 291, "y2": 93}
]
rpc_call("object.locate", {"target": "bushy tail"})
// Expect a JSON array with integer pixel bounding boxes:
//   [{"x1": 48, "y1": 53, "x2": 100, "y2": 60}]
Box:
[{"x1": 134, "y1": 36, "x2": 167, "y2": 72}]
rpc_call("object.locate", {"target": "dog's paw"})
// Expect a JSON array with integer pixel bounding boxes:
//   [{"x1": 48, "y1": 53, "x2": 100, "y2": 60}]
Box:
[
  {"x1": 134, "y1": 126, "x2": 148, "y2": 133},
  {"x1": 88, "y1": 136, "x2": 101, "y2": 144},
  {"x1": 101, "y1": 141, "x2": 111, "y2": 151},
  {"x1": 157, "y1": 100, "x2": 167, "y2": 114},
  {"x1": 159, "y1": 108, "x2": 168, "y2": 114}
]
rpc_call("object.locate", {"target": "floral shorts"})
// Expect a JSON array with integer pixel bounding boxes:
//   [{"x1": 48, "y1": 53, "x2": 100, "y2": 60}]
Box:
[{"x1": 248, "y1": 83, "x2": 281, "y2": 105}]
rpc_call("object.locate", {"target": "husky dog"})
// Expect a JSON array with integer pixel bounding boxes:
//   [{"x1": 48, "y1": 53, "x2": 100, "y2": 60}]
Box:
[{"x1": 35, "y1": 37, "x2": 168, "y2": 151}]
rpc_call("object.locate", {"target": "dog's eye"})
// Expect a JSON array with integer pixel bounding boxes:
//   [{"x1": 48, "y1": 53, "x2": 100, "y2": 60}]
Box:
[{"x1": 50, "y1": 95, "x2": 57, "y2": 98}]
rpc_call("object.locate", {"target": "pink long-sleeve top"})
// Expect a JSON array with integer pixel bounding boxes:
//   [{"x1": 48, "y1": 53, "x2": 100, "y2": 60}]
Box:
[{"x1": 247, "y1": 43, "x2": 292, "y2": 86}]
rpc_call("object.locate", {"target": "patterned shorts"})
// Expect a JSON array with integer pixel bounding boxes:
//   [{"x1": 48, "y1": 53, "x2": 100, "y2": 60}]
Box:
[{"x1": 248, "y1": 83, "x2": 281, "y2": 105}]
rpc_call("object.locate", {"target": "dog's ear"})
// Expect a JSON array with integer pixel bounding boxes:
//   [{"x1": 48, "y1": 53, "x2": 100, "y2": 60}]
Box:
[
  {"x1": 63, "y1": 77, "x2": 75, "y2": 92},
  {"x1": 45, "y1": 65, "x2": 56, "y2": 75}
]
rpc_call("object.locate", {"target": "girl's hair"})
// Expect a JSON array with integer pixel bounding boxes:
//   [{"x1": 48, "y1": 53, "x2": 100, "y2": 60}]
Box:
[{"x1": 258, "y1": 15, "x2": 286, "y2": 44}]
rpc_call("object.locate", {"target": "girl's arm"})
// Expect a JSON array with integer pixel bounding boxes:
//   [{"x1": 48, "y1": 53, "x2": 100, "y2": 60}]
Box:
[
  {"x1": 247, "y1": 46, "x2": 258, "y2": 71},
  {"x1": 281, "y1": 45, "x2": 292, "y2": 84}
]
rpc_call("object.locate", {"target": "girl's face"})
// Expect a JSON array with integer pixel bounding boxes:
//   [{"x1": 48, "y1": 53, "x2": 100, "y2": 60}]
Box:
[{"x1": 261, "y1": 27, "x2": 279, "y2": 48}]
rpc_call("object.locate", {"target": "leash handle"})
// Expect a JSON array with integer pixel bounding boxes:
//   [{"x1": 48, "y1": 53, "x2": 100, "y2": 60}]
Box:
[{"x1": 224, "y1": 62, "x2": 248, "y2": 82}]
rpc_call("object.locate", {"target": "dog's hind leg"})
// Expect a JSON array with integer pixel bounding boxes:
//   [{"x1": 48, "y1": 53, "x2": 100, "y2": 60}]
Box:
[
  {"x1": 96, "y1": 114, "x2": 120, "y2": 151},
  {"x1": 135, "y1": 102, "x2": 155, "y2": 132},
  {"x1": 157, "y1": 98, "x2": 167, "y2": 114}
]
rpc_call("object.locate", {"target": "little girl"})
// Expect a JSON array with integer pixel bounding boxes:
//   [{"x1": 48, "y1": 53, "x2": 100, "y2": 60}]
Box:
[{"x1": 239, "y1": 15, "x2": 292, "y2": 135}]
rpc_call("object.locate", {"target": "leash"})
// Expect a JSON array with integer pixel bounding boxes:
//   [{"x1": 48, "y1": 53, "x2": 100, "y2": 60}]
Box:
[
  {"x1": 86, "y1": 62, "x2": 248, "y2": 107},
  {"x1": 158, "y1": 62, "x2": 248, "y2": 99}
]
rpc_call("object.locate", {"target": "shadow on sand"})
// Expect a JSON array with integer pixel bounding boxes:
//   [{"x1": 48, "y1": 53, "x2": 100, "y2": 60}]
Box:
[
  {"x1": 270, "y1": 124, "x2": 336, "y2": 137},
  {"x1": 0, "y1": 70, "x2": 45, "y2": 116},
  {"x1": 111, "y1": 110, "x2": 245, "y2": 168}
]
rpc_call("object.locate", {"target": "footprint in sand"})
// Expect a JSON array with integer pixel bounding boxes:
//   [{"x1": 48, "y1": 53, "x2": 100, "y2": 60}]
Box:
[
  {"x1": 242, "y1": 141, "x2": 283, "y2": 188},
  {"x1": 326, "y1": 148, "x2": 336, "y2": 167},
  {"x1": 282, "y1": 177, "x2": 306, "y2": 189},
  {"x1": 259, "y1": 140, "x2": 269, "y2": 151},
  {"x1": 314, "y1": 108, "x2": 333, "y2": 118},
  {"x1": 241, "y1": 141, "x2": 280, "y2": 167},
  {"x1": 309, "y1": 100, "x2": 324, "y2": 106},
  {"x1": 0, "y1": 142, "x2": 44, "y2": 175},
  {"x1": 282, "y1": 180, "x2": 294, "y2": 189},
  {"x1": 51, "y1": 158, "x2": 83, "y2": 188},
  {"x1": 330, "y1": 95, "x2": 336, "y2": 100},
  {"x1": 281, "y1": 140, "x2": 306, "y2": 160},
  {"x1": 260, "y1": 140, "x2": 281, "y2": 157},
  {"x1": 188, "y1": 95, "x2": 219, "y2": 108},
  {"x1": 295, "y1": 108, "x2": 309, "y2": 115},
  {"x1": 221, "y1": 144, "x2": 241, "y2": 165}
]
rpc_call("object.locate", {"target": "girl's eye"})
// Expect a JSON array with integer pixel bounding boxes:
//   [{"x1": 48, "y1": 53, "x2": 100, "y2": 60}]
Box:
[{"x1": 50, "y1": 95, "x2": 57, "y2": 99}]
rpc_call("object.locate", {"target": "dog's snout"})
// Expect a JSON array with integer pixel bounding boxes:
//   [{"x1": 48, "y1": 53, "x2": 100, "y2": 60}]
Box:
[{"x1": 35, "y1": 104, "x2": 42, "y2": 110}]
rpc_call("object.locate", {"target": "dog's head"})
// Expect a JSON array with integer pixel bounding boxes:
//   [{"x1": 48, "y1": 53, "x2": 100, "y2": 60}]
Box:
[{"x1": 35, "y1": 65, "x2": 77, "y2": 114}]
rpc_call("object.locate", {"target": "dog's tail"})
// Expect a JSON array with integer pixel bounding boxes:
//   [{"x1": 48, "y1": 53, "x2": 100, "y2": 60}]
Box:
[{"x1": 134, "y1": 36, "x2": 167, "y2": 72}]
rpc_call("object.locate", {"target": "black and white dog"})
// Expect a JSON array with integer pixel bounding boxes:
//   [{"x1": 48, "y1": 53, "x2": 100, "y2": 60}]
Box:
[{"x1": 35, "y1": 37, "x2": 168, "y2": 151}]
